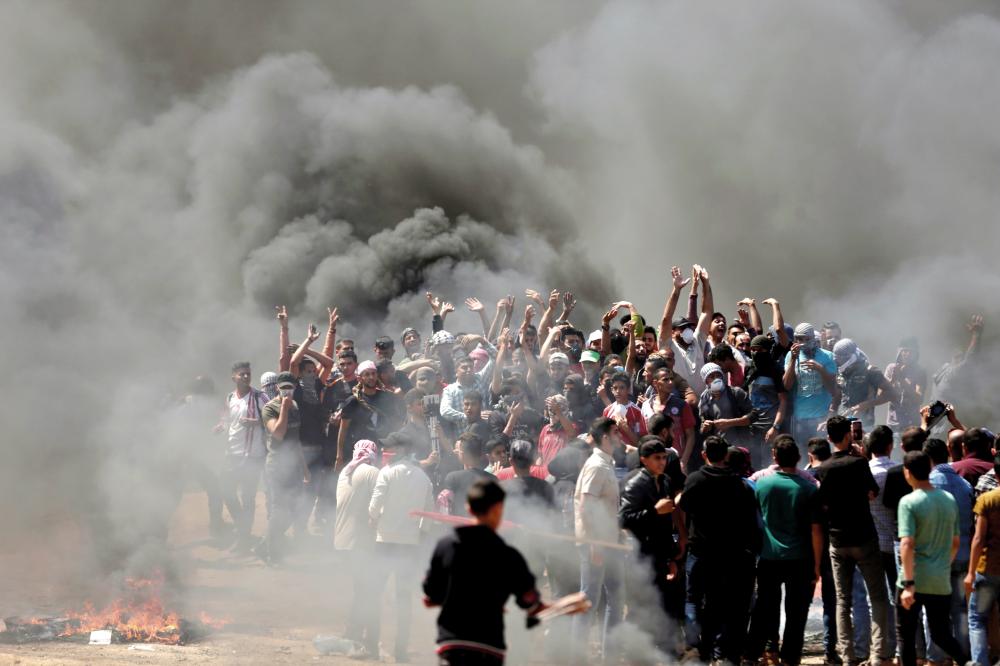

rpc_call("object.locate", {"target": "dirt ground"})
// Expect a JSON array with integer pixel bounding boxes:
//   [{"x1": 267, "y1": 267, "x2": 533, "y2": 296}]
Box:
[
  {"x1": 1, "y1": 491, "x2": 828, "y2": 665},
  {"x1": 0, "y1": 491, "x2": 443, "y2": 665}
]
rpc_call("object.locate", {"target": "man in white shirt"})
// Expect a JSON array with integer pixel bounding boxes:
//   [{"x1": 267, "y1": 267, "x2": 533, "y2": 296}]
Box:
[
  {"x1": 572, "y1": 417, "x2": 625, "y2": 662},
  {"x1": 368, "y1": 431, "x2": 434, "y2": 663},
  {"x1": 214, "y1": 361, "x2": 268, "y2": 550},
  {"x1": 336, "y1": 439, "x2": 381, "y2": 657},
  {"x1": 656, "y1": 265, "x2": 715, "y2": 394},
  {"x1": 438, "y1": 341, "x2": 497, "y2": 430}
]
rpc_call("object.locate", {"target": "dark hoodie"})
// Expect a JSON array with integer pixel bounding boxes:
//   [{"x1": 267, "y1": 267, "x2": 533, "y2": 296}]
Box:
[
  {"x1": 885, "y1": 339, "x2": 926, "y2": 429},
  {"x1": 679, "y1": 463, "x2": 761, "y2": 557},
  {"x1": 423, "y1": 524, "x2": 540, "y2": 656}
]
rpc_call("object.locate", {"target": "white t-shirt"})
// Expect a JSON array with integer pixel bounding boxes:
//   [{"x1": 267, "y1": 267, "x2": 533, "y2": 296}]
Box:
[
  {"x1": 226, "y1": 389, "x2": 267, "y2": 458},
  {"x1": 671, "y1": 335, "x2": 707, "y2": 394}
]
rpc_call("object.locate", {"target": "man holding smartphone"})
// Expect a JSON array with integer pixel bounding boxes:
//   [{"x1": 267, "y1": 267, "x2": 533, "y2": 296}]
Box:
[{"x1": 783, "y1": 323, "x2": 839, "y2": 463}]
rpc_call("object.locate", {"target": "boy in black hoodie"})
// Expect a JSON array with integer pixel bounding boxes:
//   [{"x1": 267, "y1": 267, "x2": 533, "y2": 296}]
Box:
[{"x1": 423, "y1": 478, "x2": 546, "y2": 665}]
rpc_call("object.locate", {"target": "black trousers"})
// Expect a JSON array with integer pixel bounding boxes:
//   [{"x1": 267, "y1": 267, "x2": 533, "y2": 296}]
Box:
[
  {"x1": 688, "y1": 551, "x2": 756, "y2": 663},
  {"x1": 895, "y1": 588, "x2": 969, "y2": 666},
  {"x1": 746, "y1": 558, "x2": 814, "y2": 665}
]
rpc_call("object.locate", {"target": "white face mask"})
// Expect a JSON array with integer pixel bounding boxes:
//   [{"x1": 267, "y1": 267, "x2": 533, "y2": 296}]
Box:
[
  {"x1": 710, "y1": 378, "x2": 725, "y2": 393},
  {"x1": 278, "y1": 387, "x2": 295, "y2": 398},
  {"x1": 680, "y1": 328, "x2": 696, "y2": 345}
]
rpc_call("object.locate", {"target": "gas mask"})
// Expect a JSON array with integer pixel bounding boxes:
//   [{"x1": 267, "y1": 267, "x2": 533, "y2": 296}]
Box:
[
  {"x1": 680, "y1": 328, "x2": 696, "y2": 345},
  {"x1": 709, "y1": 378, "x2": 725, "y2": 394},
  {"x1": 566, "y1": 343, "x2": 582, "y2": 363}
]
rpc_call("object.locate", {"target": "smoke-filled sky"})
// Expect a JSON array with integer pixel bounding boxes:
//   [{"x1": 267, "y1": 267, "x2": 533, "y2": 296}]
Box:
[{"x1": 3, "y1": 0, "x2": 1000, "y2": 546}]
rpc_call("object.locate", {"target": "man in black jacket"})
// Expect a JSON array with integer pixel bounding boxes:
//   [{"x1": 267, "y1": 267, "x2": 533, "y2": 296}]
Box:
[
  {"x1": 620, "y1": 439, "x2": 681, "y2": 656},
  {"x1": 423, "y1": 478, "x2": 546, "y2": 665},
  {"x1": 677, "y1": 435, "x2": 760, "y2": 663}
]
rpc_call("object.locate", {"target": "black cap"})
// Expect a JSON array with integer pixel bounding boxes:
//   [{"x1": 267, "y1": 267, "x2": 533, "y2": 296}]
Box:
[
  {"x1": 275, "y1": 371, "x2": 296, "y2": 387},
  {"x1": 671, "y1": 317, "x2": 695, "y2": 330},
  {"x1": 375, "y1": 336, "x2": 394, "y2": 349},
  {"x1": 639, "y1": 439, "x2": 667, "y2": 458}
]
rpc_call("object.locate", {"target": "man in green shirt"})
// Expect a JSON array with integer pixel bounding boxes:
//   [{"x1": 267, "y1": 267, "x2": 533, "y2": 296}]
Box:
[
  {"x1": 896, "y1": 451, "x2": 969, "y2": 666},
  {"x1": 259, "y1": 371, "x2": 308, "y2": 565},
  {"x1": 746, "y1": 435, "x2": 823, "y2": 666}
]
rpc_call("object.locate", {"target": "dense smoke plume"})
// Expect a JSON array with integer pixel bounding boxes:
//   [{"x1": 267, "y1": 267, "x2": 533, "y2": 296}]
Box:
[{"x1": 3, "y1": 0, "x2": 1000, "y2": 624}]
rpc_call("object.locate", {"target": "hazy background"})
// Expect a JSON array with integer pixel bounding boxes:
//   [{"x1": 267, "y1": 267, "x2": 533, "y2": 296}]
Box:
[{"x1": 2, "y1": 0, "x2": 999, "y2": 583}]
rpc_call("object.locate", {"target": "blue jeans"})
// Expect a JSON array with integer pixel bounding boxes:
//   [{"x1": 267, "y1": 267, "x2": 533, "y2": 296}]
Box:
[
  {"x1": 572, "y1": 546, "x2": 623, "y2": 662},
  {"x1": 969, "y1": 571, "x2": 1000, "y2": 666},
  {"x1": 791, "y1": 416, "x2": 823, "y2": 466},
  {"x1": 685, "y1": 552, "x2": 703, "y2": 651},
  {"x1": 925, "y1": 560, "x2": 969, "y2": 662}
]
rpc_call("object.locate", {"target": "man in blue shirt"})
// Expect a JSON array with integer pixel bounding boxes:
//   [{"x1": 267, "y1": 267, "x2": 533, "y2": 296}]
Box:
[{"x1": 783, "y1": 323, "x2": 839, "y2": 463}]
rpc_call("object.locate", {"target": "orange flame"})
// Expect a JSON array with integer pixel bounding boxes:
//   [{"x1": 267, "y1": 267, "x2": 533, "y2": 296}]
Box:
[{"x1": 50, "y1": 573, "x2": 224, "y2": 644}]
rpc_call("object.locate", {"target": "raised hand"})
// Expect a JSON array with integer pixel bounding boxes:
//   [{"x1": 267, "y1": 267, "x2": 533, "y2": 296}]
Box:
[
  {"x1": 562, "y1": 292, "x2": 577, "y2": 312},
  {"x1": 525, "y1": 289, "x2": 545, "y2": 307},
  {"x1": 969, "y1": 314, "x2": 985, "y2": 333},
  {"x1": 737, "y1": 298, "x2": 756, "y2": 307},
  {"x1": 441, "y1": 301, "x2": 455, "y2": 317},
  {"x1": 305, "y1": 324, "x2": 320, "y2": 345},
  {"x1": 602, "y1": 306, "x2": 620, "y2": 325},
  {"x1": 762, "y1": 298, "x2": 779, "y2": 307},
  {"x1": 504, "y1": 295, "x2": 515, "y2": 316},
  {"x1": 612, "y1": 300, "x2": 635, "y2": 313},
  {"x1": 327, "y1": 306, "x2": 339, "y2": 329},
  {"x1": 696, "y1": 264, "x2": 710, "y2": 281},
  {"x1": 275, "y1": 305, "x2": 288, "y2": 326},
  {"x1": 524, "y1": 304, "x2": 535, "y2": 324},
  {"x1": 547, "y1": 289, "x2": 561, "y2": 310},
  {"x1": 465, "y1": 297, "x2": 484, "y2": 313},
  {"x1": 671, "y1": 266, "x2": 691, "y2": 290},
  {"x1": 426, "y1": 292, "x2": 442, "y2": 315}
]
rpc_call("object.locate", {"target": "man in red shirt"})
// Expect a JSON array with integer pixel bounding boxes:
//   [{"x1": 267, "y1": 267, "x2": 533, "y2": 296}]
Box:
[{"x1": 537, "y1": 394, "x2": 578, "y2": 470}]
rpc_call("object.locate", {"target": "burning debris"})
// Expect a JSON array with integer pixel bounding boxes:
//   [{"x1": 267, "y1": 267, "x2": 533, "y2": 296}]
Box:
[{"x1": 0, "y1": 573, "x2": 224, "y2": 645}]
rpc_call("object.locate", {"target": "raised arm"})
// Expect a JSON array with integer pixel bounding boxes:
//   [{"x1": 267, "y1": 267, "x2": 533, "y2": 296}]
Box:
[
  {"x1": 965, "y1": 314, "x2": 985, "y2": 359},
  {"x1": 762, "y1": 298, "x2": 788, "y2": 348},
  {"x1": 686, "y1": 266, "x2": 699, "y2": 322},
  {"x1": 288, "y1": 326, "x2": 320, "y2": 378},
  {"x1": 537, "y1": 289, "x2": 561, "y2": 342},
  {"x1": 557, "y1": 292, "x2": 577, "y2": 325},
  {"x1": 427, "y1": 292, "x2": 445, "y2": 333},
  {"x1": 601, "y1": 306, "x2": 619, "y2": 356},
  {"x1": 658, "y1": 266, "x2": 691, "y2": 349},
  {"x1": 321, "y1": 306, "x2": 339, "y2": 361},
  {"x1": 465, "y1": 297, "x2": 490, "y2": 337},
  {"x1": 739, "y1": 298, "x2": 763, "y2": 336},
  {"x1": 488, "y1": 296, "x2": 513, "y2": 344},
  {"x1": 694, "y1": 265, "x2": 714, "y2": 339},
  {"x1": 490, "y1": 329, "x2": 512, "y2": 396},
  {"x1": 277, "y1": 305, "x2": 291, "y2": 371}
]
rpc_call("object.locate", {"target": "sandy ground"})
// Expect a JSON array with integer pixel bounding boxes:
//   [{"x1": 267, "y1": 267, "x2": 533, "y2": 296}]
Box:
[{"x1": 1, "y1": 491, "x2": 829, "y2": 665}]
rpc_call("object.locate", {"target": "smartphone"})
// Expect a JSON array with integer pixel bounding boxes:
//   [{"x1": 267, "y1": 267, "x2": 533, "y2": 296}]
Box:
[
  {"x1": 926, "y1": 401, "x2": 947, "y2": 428},
  {"x1": 851, "y1": 419, "x2": 863, "y2": 441}
]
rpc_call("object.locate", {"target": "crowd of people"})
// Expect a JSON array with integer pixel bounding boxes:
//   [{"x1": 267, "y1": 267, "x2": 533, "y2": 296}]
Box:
[{"x1": 194, "y1": 264, "x2": 995, "y2": 666}]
